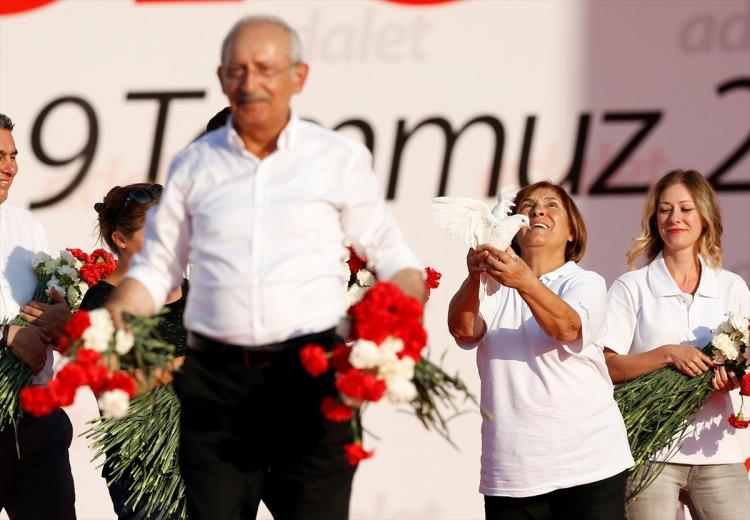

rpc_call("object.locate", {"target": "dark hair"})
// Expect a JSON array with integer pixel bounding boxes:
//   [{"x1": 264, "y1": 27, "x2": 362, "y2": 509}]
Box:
[
  {"x1": 0, "y1": 113, "x2": 14, "y2": 131},
  {"x1": 206, "y1": 107, "x2": 231, "y2": 133},
  {"x1": 510, "y1": 181, "x2": 588, "y2": 262},
  {"x1": 95, "y1": 183, "x2": 162, "y2": 253}
]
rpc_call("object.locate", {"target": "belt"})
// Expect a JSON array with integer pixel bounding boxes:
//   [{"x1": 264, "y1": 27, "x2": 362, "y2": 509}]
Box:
[{"x1": 187, "y1": 329, "x2": 336, "y2": 367}]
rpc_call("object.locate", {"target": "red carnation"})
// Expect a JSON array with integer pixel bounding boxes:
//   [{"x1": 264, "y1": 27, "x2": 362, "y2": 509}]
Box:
[
  {"x1": 330, "y1": 344, "x2": 352, "y2": 373},
  {"x1": 75, "y1": 348, "x2": 102, "y2": 366},
  {"x1": 46, "y1": 378, "x2": 77, "y2": 407},
  {"x1": 362, "y1": 373, "x2": 387, "y2": 402},
  {"x1": 349, "y1": 282, "x2": 423, "y2": 345},
  {"x1": 64, "y1": 311, "x2": 91, "y2": 341},
  {"x1": 83, "y1": 364, "x2": 110, "y2": 395},
  {"x1": 740, "y1": 374, "x2": 750, "y2": 397},
  {"x1": 66, "y1": 248, "x2": 90, "y2": 263},
  {"x1": 425, "y1": 267, "x2": 441, "y2": 289},
  {"x1": 20, "y1": 386, "x2": 58, "y2": 417},
  {"x1": 728, "y1": 413, "x2": 750, "y2": 429},
  {"x1": 299, "y1": 344, "x2": 329, "y2": 377},
  {"x1": 79, "y1": 263, "x2": 100, "y2": 286},
  {"x1": 56, "y1": 363, "x2": 87, "y2": 391},
  {"x1": 90, "y1": 249, "x2": 117, "y2": 278},
  {"x1": 320, "y1": 396, "x2": 354, "y2": 422},
  {"x1": 347, "y1": 246, "x2": 367, "y2": 276},
  {"x1": 106, "y1": 371, "x2": 137, "y2": 398},
  {"x1": 343, "y1": 442, "x2": 374, "y2": 466},
  {"x1": 336, "y1": 369, "x2": 367, "y2": 400}
]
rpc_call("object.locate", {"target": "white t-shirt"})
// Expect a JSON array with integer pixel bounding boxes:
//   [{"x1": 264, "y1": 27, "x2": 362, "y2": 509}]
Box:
[
  {"x1": 458, "y1": 261, "x2": 634, "y2": 497},
  {"x1": 604, "y1": 252, "x2": 750, "y2": 465},
  {"x1": 0, "y1": 204, "x2": 53, "y2": 383}
]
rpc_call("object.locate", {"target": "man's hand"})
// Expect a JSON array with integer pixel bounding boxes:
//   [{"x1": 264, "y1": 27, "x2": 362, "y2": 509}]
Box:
[
  {"x1": 7, "y1": 325, "x2": 48, "y2": 371},
  {"x1": 20, "y1": 288, "x2": 71, "y2": 338}
]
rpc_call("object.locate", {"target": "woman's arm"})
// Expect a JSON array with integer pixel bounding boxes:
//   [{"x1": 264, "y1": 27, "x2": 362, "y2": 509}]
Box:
[
  {"x1": 447, "y1": 248, "x2": 490, "y2": 343},
  {"x1": 482, "y1": 247, "x2": 581, "y2": 343},
  {"x1": 603, "y1": 345, "x2": 713, "y2": 384}
]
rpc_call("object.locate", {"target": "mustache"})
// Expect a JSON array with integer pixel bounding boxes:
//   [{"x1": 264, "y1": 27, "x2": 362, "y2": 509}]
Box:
[{"x1": 235, "y1": 91, "x2": 270, "y2": 104}]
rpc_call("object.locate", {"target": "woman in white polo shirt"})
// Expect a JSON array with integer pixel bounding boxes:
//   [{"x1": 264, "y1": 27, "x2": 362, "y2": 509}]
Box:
[
  {"x1": 448, "y1": 181, "x2": 633, "y2": 520},
  {"x1": 603, "y1": 169, "x2": 750, "y2": 519}
]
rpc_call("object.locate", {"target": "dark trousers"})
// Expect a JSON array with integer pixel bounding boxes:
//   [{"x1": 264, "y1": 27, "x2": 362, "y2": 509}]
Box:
[
  {"x1": 485, "y1": 470, "x2": 628, "y2": 520},
  {"x1": 0, "y1": 408, "x2": 76, "y2": 520},
  {"x1": 174, "y1": 330, "x2": 356, "y2": 520}
]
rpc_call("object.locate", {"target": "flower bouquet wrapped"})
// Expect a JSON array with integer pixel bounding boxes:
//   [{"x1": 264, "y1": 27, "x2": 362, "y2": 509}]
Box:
[
  {"x1": 615, "y1": 311, "x2": 750, "y2": 501},
  {"x1": 300, "y1": 248, "x2": 477, "y2": 464},
  {"x1": 0, "y1": 248, "x2": 116, "y2": 430},
  {"x1": 19, "y1": 308, "x2": 174, "y2": 418}
]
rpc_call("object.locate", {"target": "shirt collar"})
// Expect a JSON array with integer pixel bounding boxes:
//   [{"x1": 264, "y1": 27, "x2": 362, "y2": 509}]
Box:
[
  {"x1": 647, "y1": 251, "x2": 718, "y2": 298},
  {"x1": 224, "y1": 109, "x2": 299, "y2": 155},
  {"x1": 539, "y1": 261, "x2": 579, "y2": 283}
]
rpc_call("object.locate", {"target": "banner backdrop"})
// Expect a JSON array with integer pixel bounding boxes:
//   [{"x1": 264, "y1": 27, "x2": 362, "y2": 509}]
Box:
[{"x1": 1, "y1": 1, "x2": 749, "y2": 518}]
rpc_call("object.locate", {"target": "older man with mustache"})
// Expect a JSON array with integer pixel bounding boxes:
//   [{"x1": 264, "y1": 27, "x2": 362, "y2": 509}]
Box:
[{"x1": 106, "y1": 15, "x2": 425, "y2": 520}]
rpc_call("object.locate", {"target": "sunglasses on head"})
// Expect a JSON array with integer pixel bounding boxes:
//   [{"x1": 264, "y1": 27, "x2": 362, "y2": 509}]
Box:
[{"x1": 94, "y1": 185, "x2": 162, "y2": 230}]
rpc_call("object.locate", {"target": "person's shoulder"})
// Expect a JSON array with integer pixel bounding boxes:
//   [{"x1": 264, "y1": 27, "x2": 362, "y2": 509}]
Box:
[
  {"x1": 561, "y1": 262, "x2": 605, "y2": 286},
  {"x1": 80, "y1": 280, "x2": 115, "y2": 310},
  {"x1": 714, "y1": 267, "x2": 749, "y2": 292},
  {"x1": 2, "y1": 203, "x2": 36, "y2": 222},
  {"x1": 1, "y1": 204, "x2": 46, "y2": 236},
  {"x1": 296, "y1": 119, "x2": 371, "y2": 157},
  {"x1": 169, "y1": 128, "x2": 229, "y2": 173},
  {"x1": 612, "y1": 264, "x2": 648, "y2": 288}
]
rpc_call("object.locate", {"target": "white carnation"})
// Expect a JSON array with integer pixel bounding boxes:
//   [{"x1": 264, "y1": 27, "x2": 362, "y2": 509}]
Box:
[
  {"x1": 66, "y1": 285, "x2": 81, "y2": 308},
  {"x1": 380, "y1": 336, "x2": 404, "y2": 355},
  {"x1": 56, "y1": 264, "x2": 79, "y2": 282},
  {"x1": 97, "y1": 390, "x2": 130, "y2": 419},
  {"x1": 82, "y1": 309, "x2": 114, "y2": 352},
  {"x1": 46, "y1": 277, "x2": 66, "y2": 299},
  {"x1": 31, "y1": 252, "x2": 52, "y2": 270},
  {"x1": 378, "y1": 352, "x2": 415, "y2": 381},
  {"x1": 42, "y1": 259, "x2": 59, "y2": 275},
  {"x1": 386, "y1": 378, "x2": 418, "y2": 404},
  {"x1": 347, "y1": 284, "x2": 369, "y2": 306},
  {"x1": 114, "y1": 329, "x2": 135, "y2": 355},
  {"x1": 356, "y1": 269, "x2": 375, "y2": 286},
  {"x1": 59, "y1": 249, "x2": 83, "y2": 269},
  {"x1": 349, "y1": 339, "x2": 381, "y2": 369},
  {"x1": 712, "y1": 333, "x2": 741, "y2": 361}
]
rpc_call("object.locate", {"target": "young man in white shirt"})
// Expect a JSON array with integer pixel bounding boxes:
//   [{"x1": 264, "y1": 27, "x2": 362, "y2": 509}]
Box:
[
  {"x1": 0, "y1": 113, "x2": 76, "y2": 519},
  {"x1": 106, "y1": 16, "x2": 425, "y2": 520}
]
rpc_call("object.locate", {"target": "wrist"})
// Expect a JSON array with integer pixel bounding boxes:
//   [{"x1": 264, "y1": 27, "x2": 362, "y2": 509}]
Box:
[{"x1": 659, "y1": 345, "x2": 674, "y2": 366}]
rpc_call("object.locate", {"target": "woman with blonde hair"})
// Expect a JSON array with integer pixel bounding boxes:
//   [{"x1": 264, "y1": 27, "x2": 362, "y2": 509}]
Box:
[
  {"x1": 603, "y1": 169, "x2": 750, "y2": 519},
  {"x1": 448, "y1": 181, "x2": 633, "y2": 519}
]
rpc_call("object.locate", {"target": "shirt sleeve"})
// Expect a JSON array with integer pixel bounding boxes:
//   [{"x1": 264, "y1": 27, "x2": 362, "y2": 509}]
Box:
[
  {"x1": 558, "y1": 271, "x2": 608, "y2": 354},
  {"x1": 601, "y1": 278, "x2": 638, "y2": 355},
  {"x1": 125, "y1": 152, "x2": 191, "y2": 313},
  {"x1": 339, "y1": 144, "x2": 422, "y2": 280}
]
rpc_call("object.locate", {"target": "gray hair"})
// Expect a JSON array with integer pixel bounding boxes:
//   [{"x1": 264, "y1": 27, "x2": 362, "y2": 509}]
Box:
[
  {"x1": 0, "y1": 114, "x2": 14, "y2": 131},
  {"x1": 220, "y1": 15, "x2": 303, "y2": 66}
]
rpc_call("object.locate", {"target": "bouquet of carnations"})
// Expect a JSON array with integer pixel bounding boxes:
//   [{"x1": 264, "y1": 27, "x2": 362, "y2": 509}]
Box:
[
  {"x1": 19, "y1": 308, "x2": 174, "y2": 419},
  {"x1": 0, "y1": 248, "x2": 116, "y2": 430},
  {"x1": 300, "y1": 248, "x2": 475, "y2": 465},
  {"x1": 615, "y1": 311, "x2": 750, "y2": 501}
]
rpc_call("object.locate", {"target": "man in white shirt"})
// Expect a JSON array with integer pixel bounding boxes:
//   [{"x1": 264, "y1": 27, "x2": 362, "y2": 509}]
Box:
[
  {"x1": 0, "y1": 113, "x2": 76, "y2": 519},
  {"x1": 106, "y1": 16, "x2": 425, "y2": 520}
]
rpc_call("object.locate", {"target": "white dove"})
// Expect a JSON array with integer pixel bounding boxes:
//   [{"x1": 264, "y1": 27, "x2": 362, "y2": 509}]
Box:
[{"x1": 431, "y1": 193, "x2": 530, "y2": 251}]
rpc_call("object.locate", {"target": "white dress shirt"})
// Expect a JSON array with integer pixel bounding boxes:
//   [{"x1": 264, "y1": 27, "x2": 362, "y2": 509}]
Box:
[
  {"x1": 604, "y1": 252, "x2": 750, "y2": 465},
  {"x1": 457, "y1": 262, "x2": 634, "y2": 497},
  {"x1": 0, "y1": 204, "x2": 53, "y2": 383},
  {"x1": 127, "y1": 114, "x2": 422, "y2": 346}
]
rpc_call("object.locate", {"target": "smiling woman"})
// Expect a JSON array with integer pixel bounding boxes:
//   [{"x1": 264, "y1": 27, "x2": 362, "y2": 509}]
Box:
[{"x1": 447, "y1": 181, "x2": 633, "y2": 520}]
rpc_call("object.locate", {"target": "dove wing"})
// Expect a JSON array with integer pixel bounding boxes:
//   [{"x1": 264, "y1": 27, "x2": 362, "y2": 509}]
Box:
[{"x1": 432, "y1": 197, "x2": 495, "y2": 249}]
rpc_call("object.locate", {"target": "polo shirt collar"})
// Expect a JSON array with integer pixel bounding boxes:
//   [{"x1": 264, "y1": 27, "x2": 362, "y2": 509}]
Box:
[
  {"x1": 539, "y1": 261, "x2": 579, "y2": 283},
  {"x1": 647, "y1": 251, "x2": 718, "y2": 298}
]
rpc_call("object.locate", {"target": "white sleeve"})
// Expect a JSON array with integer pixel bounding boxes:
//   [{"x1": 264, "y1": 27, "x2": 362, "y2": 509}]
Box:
[
  {"x1": 559, "y1": 271, "x2": 608, "y2": 354},
  {"x1": 340, "y1": 145, "x2": 422, "y2": 280},
  {"x1": 125, "y1": 153, "x2": 191, "y2": 312},
  {"x1": 601, "y1": 278, "x2": 638, "y2": 355}
]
